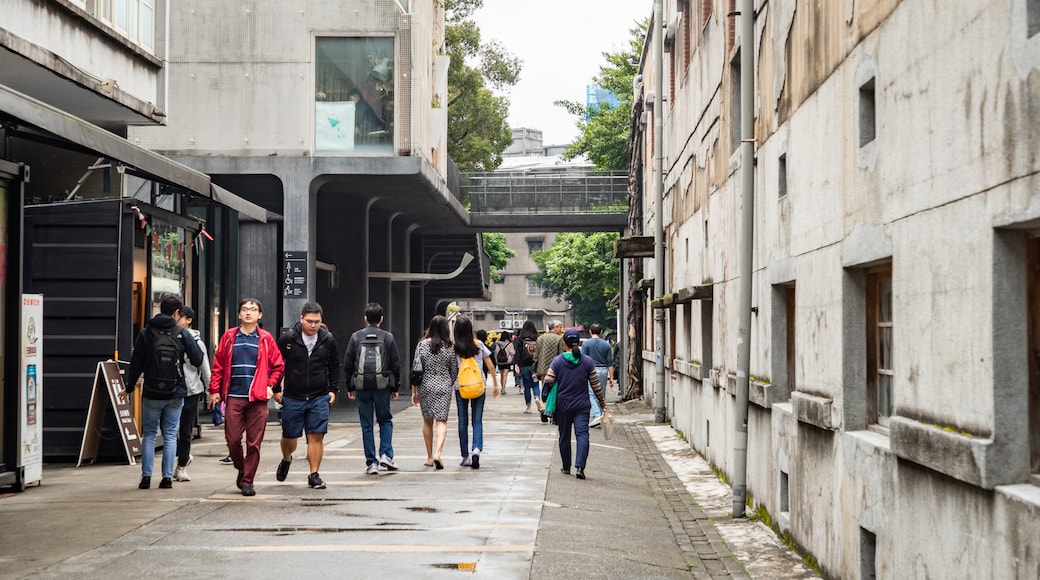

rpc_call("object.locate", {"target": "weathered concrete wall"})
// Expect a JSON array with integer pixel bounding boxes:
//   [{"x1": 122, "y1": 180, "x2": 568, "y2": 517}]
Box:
[{"x1": 636, "y1": 0, "x2": 1040, "y2": 576}]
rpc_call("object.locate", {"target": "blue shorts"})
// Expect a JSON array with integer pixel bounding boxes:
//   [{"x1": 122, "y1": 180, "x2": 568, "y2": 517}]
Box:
[{"x1": 280, "y1": 394, "x2": 330, "y2": 438}]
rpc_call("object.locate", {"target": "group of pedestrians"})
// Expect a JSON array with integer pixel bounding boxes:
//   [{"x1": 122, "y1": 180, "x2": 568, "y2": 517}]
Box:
[{"x1": 124, "y1": 295, "x2": 614, "y2": 494}]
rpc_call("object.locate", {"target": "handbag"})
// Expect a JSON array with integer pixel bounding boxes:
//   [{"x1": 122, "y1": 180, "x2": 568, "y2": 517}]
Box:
[
  {"x1": 601, "y1": 410, "x2": 614, "y2": 440},
  {"x1": 409, "y1": 353, "x2": 425, "y2": 386},
  {"x1": 543, "y1": 384, "x2": 557, "y2": 415}
]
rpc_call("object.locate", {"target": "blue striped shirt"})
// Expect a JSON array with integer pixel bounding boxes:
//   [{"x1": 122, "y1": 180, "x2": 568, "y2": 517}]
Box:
[{"x1": 228, "y1": 328, "x2": 259, "y2": 397}]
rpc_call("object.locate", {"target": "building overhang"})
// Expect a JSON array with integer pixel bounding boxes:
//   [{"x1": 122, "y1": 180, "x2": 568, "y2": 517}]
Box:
[
  {"x1": 650, "y1": 284, "x2": 713, "y2": 309},
  {"x1": 0, "y1": 83, "x2": 267, "y2": 222},
  {"x1": 616, "y1": 236, "x2": 655, "y2": 258}
]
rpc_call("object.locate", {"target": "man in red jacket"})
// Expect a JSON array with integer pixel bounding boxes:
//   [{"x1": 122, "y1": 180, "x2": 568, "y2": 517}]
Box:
[{"x1": 208, "y1": 298, "x2": 285, "y2": 496}]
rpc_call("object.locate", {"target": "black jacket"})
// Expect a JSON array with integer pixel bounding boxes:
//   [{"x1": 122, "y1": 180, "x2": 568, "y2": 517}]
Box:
[
  {"x1": 125, "y1": 313, "x2": 205, "y2": 400},
  {"x1": 275, "y1": 323, "x2": 341, "y2": 399}
]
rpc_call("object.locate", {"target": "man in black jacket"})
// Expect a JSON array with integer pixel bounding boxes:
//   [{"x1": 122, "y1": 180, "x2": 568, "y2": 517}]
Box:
[
  {"x1": 123, "y1": 295, "x2": 205, "y2": 490},
  {"x1": 273, "y1": 302, "x2": 341, "y2": 489}
]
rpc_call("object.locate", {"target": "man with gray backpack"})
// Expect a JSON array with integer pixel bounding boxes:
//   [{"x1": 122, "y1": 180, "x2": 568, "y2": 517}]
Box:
[
  {"x1": 123, "y1": 295, "x2": 204, "y2": 490},
  {"x1": 342, "y1": 302, "x2": 401, "y2": 475}
]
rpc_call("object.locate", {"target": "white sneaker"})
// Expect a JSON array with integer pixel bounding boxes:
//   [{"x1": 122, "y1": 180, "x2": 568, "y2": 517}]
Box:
[
  {"x1": 379, "y1": 454, "x2": 399, "y2": 471},
  {"x1": 174, "y1": 466, "x2": 191, "y2": 482},
  {"x1": 590, "y1": 415, "x2": 602, "y2": 428},
  {"x1": 365, "y1": 463, "x2": 380, "y2": 475}
]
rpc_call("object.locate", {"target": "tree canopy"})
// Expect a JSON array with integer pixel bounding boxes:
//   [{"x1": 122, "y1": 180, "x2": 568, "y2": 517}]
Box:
[
  {"x1": 532, "y1": 232, "x2": 620, "y2": 332},
  {"x1": 555, "y1": 20, "x2": 647, "y2": 171},
  {"x1": 443, "y1": 0, "x2": 521, "y2": 172},
  {"x1": 481, "y1": 232, "x2": 515, "y2": 282}
]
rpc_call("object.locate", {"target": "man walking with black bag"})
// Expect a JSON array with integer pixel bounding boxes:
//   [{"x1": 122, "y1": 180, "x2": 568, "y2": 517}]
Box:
[
  {"x1": 274, "y1": 302, "x2": 340, "y2": 489},
  {"x1": 123, "y1": 295, "x2": 204, "y2": 490},
  {"x1": 342, "y1": 303, "x2": 401, "y2": 475}
]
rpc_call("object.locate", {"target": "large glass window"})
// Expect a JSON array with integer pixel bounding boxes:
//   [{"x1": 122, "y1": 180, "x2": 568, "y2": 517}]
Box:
[
  {"x1": 866, "y1": 265, "x2": 893, "y2": 427},
  {"x1": 315, "y1": 37, "x2": 395, "y2": 154},
  {"x1": 84, "y1": 0, "x2": 155, "y2": 51}
]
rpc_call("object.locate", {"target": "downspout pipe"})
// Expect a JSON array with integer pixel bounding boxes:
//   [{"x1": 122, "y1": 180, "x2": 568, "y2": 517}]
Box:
[
  {"x1": 732, "y1": 0, "x2": 756, "y2": 518},
  {"x1": 653, "y1": 0, "x2": 667, "y2": 424}
]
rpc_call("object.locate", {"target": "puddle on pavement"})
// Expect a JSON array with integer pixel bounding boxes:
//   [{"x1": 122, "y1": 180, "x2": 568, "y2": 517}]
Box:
[
  {"x1": 429, "y1": 562, "x2": 477, "y2": 573},
  {"x1": 211, "y1": 526, "x2": 417, "y2": 534},
  {"x1": 406, "y1": 506, "x2": 438, "y2": 513}
]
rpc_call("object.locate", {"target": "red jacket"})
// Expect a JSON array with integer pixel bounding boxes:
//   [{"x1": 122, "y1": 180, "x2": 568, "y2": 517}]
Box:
[{"x1": 208, "y1": 326, "x2": 284, "y2": 402}]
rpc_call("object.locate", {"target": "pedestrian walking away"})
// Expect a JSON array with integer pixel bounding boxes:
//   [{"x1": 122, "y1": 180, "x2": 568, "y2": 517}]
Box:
[
  {"x1": 581, "y1": 322, "x2": 614, "y2": 428},
  {"x1": 533, "y1": 319, "x2": 567, "y2": 423},
  {"x1": 174, "y1": 306, "x2": 210, "y2": 482},
  {"x1": 208, "y1": 298, "x2": 285, "y2": 496},
  {"x1": 121, "y1": 295, "x2": 204, "y2": 490},
  {"x1": 274, "y1": 302, "x2": 340, "y2": 489},
  {"x1": 542, "y1": 329, "x2": 607, "y2": 480},
  {"x1": 453, "y1": 316, "x2": 500, "y2": 468},
  {"x1": 410, "y1": 315, "x2": 457, "y2": 469},
  {"x1": 493, "y1": 330, "x2": 515, "y2": 396},
  {"x1": 514, "y1": 320, "x2": 541, "y2": 414},
  {"x1": 342, "y1": 302, "x2": 402, "y2": 474}
]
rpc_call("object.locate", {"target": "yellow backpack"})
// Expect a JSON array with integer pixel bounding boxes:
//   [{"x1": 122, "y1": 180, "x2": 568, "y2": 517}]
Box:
[{"x1": 457, "y1": 354, "x2": 485, "y2": 399}]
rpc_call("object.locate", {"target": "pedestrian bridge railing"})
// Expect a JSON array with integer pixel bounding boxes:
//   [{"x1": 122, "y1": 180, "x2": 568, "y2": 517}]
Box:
[{"x1": 462, "y1": 171, "x2": 629, "y2": 215}]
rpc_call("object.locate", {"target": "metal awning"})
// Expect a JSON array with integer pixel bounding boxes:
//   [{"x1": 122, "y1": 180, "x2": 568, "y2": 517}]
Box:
[{"x1": 0, "y1": 83, "x2": 267, "y2": 222}]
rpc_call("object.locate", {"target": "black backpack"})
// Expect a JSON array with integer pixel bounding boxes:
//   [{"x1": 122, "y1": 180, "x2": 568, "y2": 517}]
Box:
[
  {"x1": 353, "y1": 330, "x2": 390, "y2": 390},
  {"x1": 147, "y1": 327, "x2": 184, "y2": 396},
  {"x1": 495, "y1": 341, "x2": 510, "y2": 364}
]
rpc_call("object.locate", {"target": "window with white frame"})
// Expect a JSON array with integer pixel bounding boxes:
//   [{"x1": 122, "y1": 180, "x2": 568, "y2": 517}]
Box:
[{"x1": 82, "y1": 0, "x2": 155, "y2": 51}]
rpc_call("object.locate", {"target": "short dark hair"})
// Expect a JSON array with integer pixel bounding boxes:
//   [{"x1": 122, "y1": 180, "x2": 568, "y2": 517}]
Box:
[
  {"x1": 365, "y1": 302, "x2": 383, "y2": 324},
  {"x1": 240, "y1": 298, "x2": 262, "y2": 313},
  {"x1": 589, "y1": 323, "x2": 603, "y2": 335},
  {"x1": 301, "y1": 302, "x2": 323, "y2": 316},
  {"x1": 160, "y1": 295, "x2": 183, "y2": 316}
]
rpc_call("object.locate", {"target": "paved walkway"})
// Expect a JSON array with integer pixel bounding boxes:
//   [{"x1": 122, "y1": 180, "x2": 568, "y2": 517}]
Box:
[{"x1": 0, "y1": 383, "x2": 816, "y2": 579}]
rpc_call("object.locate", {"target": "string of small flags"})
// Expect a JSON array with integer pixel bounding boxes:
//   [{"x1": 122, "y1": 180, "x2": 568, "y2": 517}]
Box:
[{"x1": 131, "y1": 205, "x2": 213, "y2": 263}]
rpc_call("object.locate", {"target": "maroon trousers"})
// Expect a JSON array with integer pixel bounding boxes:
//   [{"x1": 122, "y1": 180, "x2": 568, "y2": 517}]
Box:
[{"x1": 224, "y1": 396, "x2": 269, "y2": 486}]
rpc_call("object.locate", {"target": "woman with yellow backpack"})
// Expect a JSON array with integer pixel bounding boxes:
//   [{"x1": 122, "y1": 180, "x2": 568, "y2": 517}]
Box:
[{"x1": 452, "y1": 316, "x2": 500, "y2": 468}]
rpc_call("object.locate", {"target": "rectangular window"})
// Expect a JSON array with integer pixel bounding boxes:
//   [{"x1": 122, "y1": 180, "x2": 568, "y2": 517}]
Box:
[
  {"x1": 779, "y1": 470, "x2": 790, "y2": 514},
  {"x1": 786, "y1": 285, "x2": 796, "y2": 393},
  {"x1": 866, "y1": 265, "x2": 893, "y2": 427},
  {"x1": 731, "y1": 54, "x2": 741, "y2": 153},
  {"x1": 1029, "y1": 0, "x2": 1040, "y2": 37},
  {"x1": 527, "y1": 276, "x2": 542, "y2": 296},
  {"x1": 771, "y1": 283, "x2": 795, "y2": 402},
  {"x1": 778, "y1": 153, "x2": 788, "y2": 198},
  {"x1": 527, "y1": 239, "x2": 543, "y2": 253},
  {"x1": 1028, "y1": 237, "x2": 1040, "y2": 481},
  {"x1": 682, "y1": 0, "x2": 692, "y2": 72},
  {"x1": 859, "y1": 78, "x2": 877, "y2": 147},
  {"x1": 315, "y1": 37, "x2": 395, "y2": 154},
  {"x1": 86, "y1": 0, "x2": 154, "y2": 51},
  {"x1": 860, "y1": 528, "x2": 878, "y2": 580}
]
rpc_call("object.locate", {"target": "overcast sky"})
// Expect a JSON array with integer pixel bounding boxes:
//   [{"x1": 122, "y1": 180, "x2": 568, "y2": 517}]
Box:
[{"x1": 473, "y1": 1, "x2": 651, "y2": 146}]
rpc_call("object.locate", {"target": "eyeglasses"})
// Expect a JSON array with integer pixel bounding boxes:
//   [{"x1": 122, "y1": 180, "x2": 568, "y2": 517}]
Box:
[
  {"x1": 302, "y1": 318, "x2": 322, "y2": 325},
  {"x1": 240, "y1": 306, "x2": 260, "y2": 313}
]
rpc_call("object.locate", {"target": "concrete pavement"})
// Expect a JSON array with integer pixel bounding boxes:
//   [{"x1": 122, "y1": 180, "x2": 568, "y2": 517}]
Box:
[{"x1": 0, "y1": 382, "x2": 816, "y2": 579}]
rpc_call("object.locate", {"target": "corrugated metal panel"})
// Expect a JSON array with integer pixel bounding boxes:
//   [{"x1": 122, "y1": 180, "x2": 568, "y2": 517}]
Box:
[{"x1": 396, "y1": 13, "x2": 412, "y2": 155}]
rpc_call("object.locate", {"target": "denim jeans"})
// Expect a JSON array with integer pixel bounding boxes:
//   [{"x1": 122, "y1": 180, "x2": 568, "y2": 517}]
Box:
[
  {"x1": 588, "y1": 367, "x2": 608, "y2": 418},
  {"x1": 455, "y1": 390, "x2": 485, "y2": 458},
  {"x1": 554, "y1": 408, "x2": 591, "y2": 470},
  {"x1": 141, "y1": 396, "x2": 183, "y2": 479},
  {"x1": 519, "y1": 365, "x2": 540, "y2": 406},
  {"x1": 356, "y1": 388, "x2": 394, "y2": 465}
]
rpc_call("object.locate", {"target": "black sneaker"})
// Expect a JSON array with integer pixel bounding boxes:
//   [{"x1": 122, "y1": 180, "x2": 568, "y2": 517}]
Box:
[
  {"x1": 219, "y1": 456, "x2": 233, "y2": 465},
  {"x1": 276, "y1": 457, "x2": 292, "y2": 482},
  {"x1": 560, "y1": 467, "x2": 570, "y2": 475},
  {"x1": 159, "y1": 477, "x2": 173, "y2": 489},
  {"x1": 236, "y1": 470, "x2": 244, "y2": 490},
  {"x1": 308, "y1": 473, "x2": 326, "y2": 489},
  {"x1": 241, "y1": 484, "x2": 255, "y2": 497},
  {"x1": 139, "y1": 476, "x2": 151, "y2": 489},
  {"x1": 575, "y1": 468, "x2": 586, "y2": 480}
]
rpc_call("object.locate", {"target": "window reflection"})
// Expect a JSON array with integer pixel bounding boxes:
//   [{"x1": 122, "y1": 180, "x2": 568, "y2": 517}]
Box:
[{"x1": 315, "y1": 37, "x2": 395, "y2": 154}]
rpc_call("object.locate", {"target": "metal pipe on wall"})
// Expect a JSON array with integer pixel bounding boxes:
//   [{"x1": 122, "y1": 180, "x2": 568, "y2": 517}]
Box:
[
  {"x1": 732, "y1": 0, "x2": 756, "y2": 519},
  {"x1": 653, "y1": 0, "x2": 667, "y2": 424}
]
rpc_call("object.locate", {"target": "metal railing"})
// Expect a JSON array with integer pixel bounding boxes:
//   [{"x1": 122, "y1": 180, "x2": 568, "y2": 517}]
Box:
[{"x1": 462, "y1": 171, "x2": 628, "y2": 215}]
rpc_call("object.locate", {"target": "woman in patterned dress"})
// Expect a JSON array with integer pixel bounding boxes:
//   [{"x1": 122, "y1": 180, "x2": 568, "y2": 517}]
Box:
[{"x1": 410, "y1": 315, "x2": 457, "y2": 469}]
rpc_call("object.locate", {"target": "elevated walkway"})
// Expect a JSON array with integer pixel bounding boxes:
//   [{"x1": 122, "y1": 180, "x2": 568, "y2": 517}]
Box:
[{"x1": 462, "y1": 170, "x2": 629, "y2": 232}]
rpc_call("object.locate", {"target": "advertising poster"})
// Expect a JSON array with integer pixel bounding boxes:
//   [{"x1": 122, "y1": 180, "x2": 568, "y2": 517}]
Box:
[
  {"x1": 20, "y1": 294, "x2": 43, "y2": 484},
  {"x1": 315, "y1": 101, "x2": 356, "y2": 152}
]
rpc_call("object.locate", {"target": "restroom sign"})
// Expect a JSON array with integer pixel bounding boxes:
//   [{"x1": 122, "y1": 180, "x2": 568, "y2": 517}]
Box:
[{"x1": 283, "y1": 251, "x2": 308, "y2": 297}]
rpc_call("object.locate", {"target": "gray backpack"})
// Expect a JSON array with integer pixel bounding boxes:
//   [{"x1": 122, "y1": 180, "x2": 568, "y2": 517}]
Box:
[{"x1": 354, "y1": 331, "x2": 390, "y2": 390}]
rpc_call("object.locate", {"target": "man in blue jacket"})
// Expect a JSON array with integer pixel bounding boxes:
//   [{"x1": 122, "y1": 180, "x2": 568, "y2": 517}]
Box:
[
  {"x1": 123, "y1": 295, "x2": 204, "y2": 490},
  {"x1": 274, "y1": 302, "x2": 340, "y2": 489}
]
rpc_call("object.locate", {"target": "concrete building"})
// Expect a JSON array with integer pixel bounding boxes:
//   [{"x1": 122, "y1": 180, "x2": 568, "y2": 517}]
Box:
[
  {"x1": 1, "y1": 1, "x2": 270, "y2": 471},
  {"x1": 629, "y1": 0, "x2": 1040, "y2": 577},
  {"x1": 130, "y1": 1, "x2": 487, "y2": 355}
]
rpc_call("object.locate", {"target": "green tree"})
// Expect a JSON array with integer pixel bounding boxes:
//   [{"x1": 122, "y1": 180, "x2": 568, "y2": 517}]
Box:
[
  {"x1": 443, "y1": 0, "x2": 521, "y2": 172},
  {"x1": 555, "y1": 20, "x2": 647, "y2": 171},
  {"x1": 482, "y1": 232, "x2": 515, "y2": 282},
  {"x1": 532, "y1": 232, "x2": 620, "y2": 331}
]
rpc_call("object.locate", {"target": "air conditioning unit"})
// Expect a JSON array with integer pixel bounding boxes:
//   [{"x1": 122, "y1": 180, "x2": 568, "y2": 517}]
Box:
[
  {"x1": 498, "y1": 320, "x2": 510, "y2": 329},
  {"x1": 513, "y1": 320, "x2": 523, "y2": 328}
]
